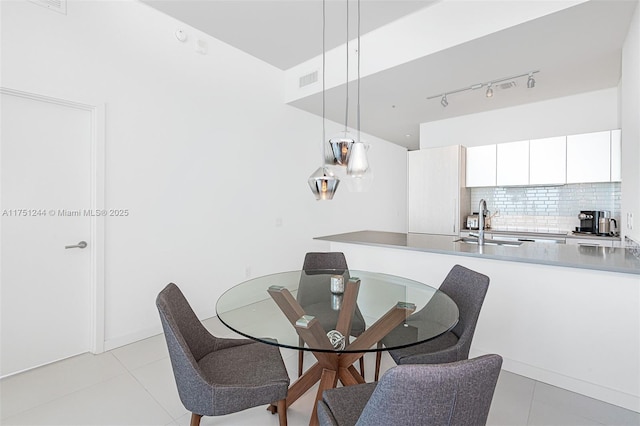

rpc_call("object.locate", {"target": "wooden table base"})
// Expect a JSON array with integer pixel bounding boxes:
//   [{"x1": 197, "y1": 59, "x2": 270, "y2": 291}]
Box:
[{"x1": 268, "y1": 281, "x2": 415, "y2": 426}]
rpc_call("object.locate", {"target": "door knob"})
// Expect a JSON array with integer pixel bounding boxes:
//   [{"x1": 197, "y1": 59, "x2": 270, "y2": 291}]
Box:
[{"x1": 65, "y1": 241, "x2": 87, "y2": 249}]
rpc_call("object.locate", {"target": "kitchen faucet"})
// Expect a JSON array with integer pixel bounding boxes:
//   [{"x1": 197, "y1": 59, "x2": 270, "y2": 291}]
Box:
[{"x1": 478, "y1": 199, "x2": 488, "y2": 246}]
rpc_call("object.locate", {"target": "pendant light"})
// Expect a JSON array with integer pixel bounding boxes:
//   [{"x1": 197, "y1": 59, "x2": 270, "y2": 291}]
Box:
[
  {"x1": 328, "y1": 0, "x2": 355, "y2": 166},
  {"x1": 308, "y1": 0, "x2": 340, "y2": 200},
  {"x1": 346, "y1": 0, "x2": 373, "y2": 191}
]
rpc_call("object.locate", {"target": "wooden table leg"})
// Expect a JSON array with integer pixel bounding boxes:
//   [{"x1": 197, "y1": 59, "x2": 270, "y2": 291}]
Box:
[
  {"x1": 309, "y1": 368, "x2": 338, "y2": 426},
  {"x1": 286, "y1": 362, "x2": 324, "y2": 407},
  {"x1": 335, "y1": 363, "x2": 365, "y2": 386},
  {"x1": 339, "y1": 302, "x2": 416, "y2": 368}
]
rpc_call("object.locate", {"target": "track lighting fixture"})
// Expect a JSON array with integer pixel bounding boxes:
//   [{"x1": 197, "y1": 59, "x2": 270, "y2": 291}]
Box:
[{"x1": 429, "y1": 70, "x2": 539, "y2": 108}]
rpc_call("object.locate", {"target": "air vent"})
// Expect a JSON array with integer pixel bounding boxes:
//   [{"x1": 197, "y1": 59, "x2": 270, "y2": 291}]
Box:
[
  {"x1": 498, "y1": 81, "x2": 517, "y2": 90},
  {"x1": 29, "y1": 0, "x2": 67, "y2": 14},
  {"x1": 299, "y1": 71, "x2": 318, "y2": 88}
]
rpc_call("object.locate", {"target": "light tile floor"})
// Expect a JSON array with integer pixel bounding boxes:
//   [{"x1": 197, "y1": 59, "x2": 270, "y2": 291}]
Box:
[{"x1": 1, "y1": 317, "x2": 638, "y2": 426}]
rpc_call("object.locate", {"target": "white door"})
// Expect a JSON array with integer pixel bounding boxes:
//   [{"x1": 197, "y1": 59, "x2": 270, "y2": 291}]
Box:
[{"x1": 1, "y1": 90, "x2": 96, "y2": 376}]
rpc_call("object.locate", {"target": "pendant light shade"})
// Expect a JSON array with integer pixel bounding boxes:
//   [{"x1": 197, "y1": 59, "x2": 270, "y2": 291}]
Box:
[
  {"x1": 346, "y1": 141, "x2": 373, "y2": 192},
  {"x1": 347, "y1": 141, "x2": 369, "y2": 177},
  {"x1": 328, "y1": 131, "x2": 355, "y2": 165},
  {"x1": 308, "y1": 166, "x2": 340, "y2": 200}
]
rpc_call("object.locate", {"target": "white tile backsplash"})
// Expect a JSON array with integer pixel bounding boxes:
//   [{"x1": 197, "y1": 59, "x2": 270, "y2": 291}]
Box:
[{"x1": 471, "y1": 183, "x2": 621, "y2": 233}]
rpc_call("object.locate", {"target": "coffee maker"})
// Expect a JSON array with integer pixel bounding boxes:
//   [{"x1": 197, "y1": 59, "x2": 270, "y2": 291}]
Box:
[{"x1": 576, "y1": 210, "x2": 608, "y2": 234}]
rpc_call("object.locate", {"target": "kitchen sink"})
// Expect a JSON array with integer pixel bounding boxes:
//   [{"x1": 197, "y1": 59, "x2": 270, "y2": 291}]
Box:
[{"x1": 454, "y1": 237, "x2": 523, "y2": 247}]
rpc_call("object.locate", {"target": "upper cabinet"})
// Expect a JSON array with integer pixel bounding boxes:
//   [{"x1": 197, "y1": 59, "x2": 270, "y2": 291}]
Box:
[
  {"x1": 566, "y1": 131, "x2": 611, "y2": 184},
  {"x1": 529, "y1": 136, "x2": 566, "y2": 185},
  {"x1": 466, "y1": 145, "x2": 496, "y2": 187},
  {"x1": 465, "y1": 129, "x2": 620, "y2": 187},
  {"x1": 496, "y1": 140, "x2": 529, "y2": 186}
]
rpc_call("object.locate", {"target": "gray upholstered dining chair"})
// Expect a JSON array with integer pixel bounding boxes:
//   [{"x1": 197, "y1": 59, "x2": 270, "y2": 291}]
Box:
[
  {"x1": 317, "y1": 354, "x2": 503, "y2": 426},
  {"x1": 297, "y1": 252, "x2": 366, "y2": 377},
  {"x1": 375, "y1": 264, "x2": 490, "y2": 380},
  {"x1": 156, "y1": 283, "x2": 290, "y2": 426}
]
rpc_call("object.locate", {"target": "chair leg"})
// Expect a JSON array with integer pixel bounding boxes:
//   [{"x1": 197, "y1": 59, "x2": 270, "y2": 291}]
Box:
[
  {"x1": 277, "y1": 398, "x2": 287, "y2": 426},
  {"x1": 190, "y1": 413, "x2": 202, "y2": 426},
  {"x1": 298, "y1": 337, "x2": 304, "y2": 377},
  {"x1": 359, "y1": 356, "x2": 365, "y2": 380},
  {"x1": 374, "y1": 342, "x2": 383, "y2": 381}
]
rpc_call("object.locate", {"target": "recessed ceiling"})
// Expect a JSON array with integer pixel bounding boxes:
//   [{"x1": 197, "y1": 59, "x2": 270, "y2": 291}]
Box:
[{"x1": 143, "y1": 0, "x2": 637, "y2": 150}]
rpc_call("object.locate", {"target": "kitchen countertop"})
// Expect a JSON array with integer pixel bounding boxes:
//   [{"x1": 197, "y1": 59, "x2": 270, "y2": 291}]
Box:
[{"x1": 315, "y1": 230, "x2": 640, "y2": 275}]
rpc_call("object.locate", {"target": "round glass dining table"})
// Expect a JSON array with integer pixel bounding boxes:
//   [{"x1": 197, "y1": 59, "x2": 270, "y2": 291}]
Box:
[{"x1": 216, "y1": 269, "x2": 458, "y2": 426}]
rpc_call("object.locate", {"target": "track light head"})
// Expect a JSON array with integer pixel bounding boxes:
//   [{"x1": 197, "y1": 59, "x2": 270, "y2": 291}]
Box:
[
  {"x1": 527, "y1": 73, "x2": 536, "y2": 88},
  {"x1": 441, "y1": 95, "x2": 448, "y2": 108},
  {"x1": 486, "y1": 84, "x2": 493, "y2": 98}
]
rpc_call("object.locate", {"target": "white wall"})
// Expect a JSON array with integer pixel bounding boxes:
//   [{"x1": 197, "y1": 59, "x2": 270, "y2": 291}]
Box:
[
  {"x1": 0, "y1": 0, "x2": 407, "y2": 349},
  {"x1": 621, "y1": 1, "x2": 640, "y2": 242},
  {"x1": 419, "y1": 88, "x2": 619, "y2": 148}
]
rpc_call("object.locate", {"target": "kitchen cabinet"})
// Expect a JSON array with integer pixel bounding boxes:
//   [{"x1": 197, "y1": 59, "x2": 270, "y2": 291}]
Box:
[
  {"x1": 566, "y1": 131, "x2": 611, "y2": 183},
  {"x1": 408, "y1": 145, "x2": 468, "y2": 235},
  {"x1": 496, "y1": 140, "x2": 529, "y2": 186},
  {"x1": 565, "y1": 237, "x2": 615, "y2": 248},
  {"x1": 466, "y1": 145, "x2": 496, "y2": 187},
  {"x1": 466, "y1": 129, "x2": 620, "y2": 187},
  {"x1": 529, "y1": 136, "x2": 567, "y2": 185}
]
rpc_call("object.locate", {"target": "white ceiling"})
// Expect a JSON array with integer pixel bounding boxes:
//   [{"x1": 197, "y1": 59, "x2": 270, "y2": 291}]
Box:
[
  {"x1": 142, "y1": 0, "x2": 637, "y2": 150},
  {"x1": 142, "y1": 0, "x2": 437, "y2": 69}
]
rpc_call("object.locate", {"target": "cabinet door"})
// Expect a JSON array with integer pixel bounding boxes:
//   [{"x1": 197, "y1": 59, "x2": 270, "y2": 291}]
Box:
[
  {"x1": 530, "y1": 136, "x2": 566, "y2": 185},
  {"x1": 466, "y1": 145, "x2": 496, "y2": 187},
  {"x1": 611, "y1": 129, "x2": 621, "y2": 182},
  {"x1": 565, "y1": 238, "x2": 614, "y2": 247},
  {"x1": 497, "y1": 140, "x2": 529, "y2": 186},
  {"x1": 408, "y1": 151, "x2": 427, "y2": 233},
  {"x1": 566, "y1": 131, "x2": 611, "y2": 183},
  {"x1": 408, "y1": 146, "x2": 460, "y2": 235}
]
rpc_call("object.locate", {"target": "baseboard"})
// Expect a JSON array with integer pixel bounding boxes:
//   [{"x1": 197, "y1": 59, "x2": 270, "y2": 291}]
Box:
[
  {"x1": 103, "y1": 325, "x2": 163, "y2": 352},
  {"x1": 102, "y1": 311, "x2": 219, "y2": 352},
  {"x1": 470, "y1": 347, "x2": 640, "y2": 413}
]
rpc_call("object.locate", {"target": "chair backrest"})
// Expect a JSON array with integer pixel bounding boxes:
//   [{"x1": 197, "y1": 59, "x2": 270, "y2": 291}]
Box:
[
  {"x1": 356, "y1": 354, "x2": 502, "y2": 426},
  {"x1": 439, "y1": 264, "x2": 490, "y2": 357},
  {"x1": 302, "y1": 252, "x2": 349, "y2": 272},
  {"x1": 298, "y1": 252, "x2": 350, "y2": 306},
  {"x1": 156, "y1": 283, "x2": 217, "y2": 412}
]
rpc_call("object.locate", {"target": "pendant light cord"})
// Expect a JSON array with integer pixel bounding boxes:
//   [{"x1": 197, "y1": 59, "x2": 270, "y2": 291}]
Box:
[
  {"x1": 357, "y1": 0, "x2": 360, "y2": 143},
  {"x1": 344, "y1": 0, "x2": 349, "y2": 134},
  {"x1": 321, "y1": 0, "x2": 326, "y2": 164}
]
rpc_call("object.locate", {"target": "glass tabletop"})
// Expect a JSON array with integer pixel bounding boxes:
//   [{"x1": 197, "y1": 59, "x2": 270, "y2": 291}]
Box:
[{"x1": 215, "y1": 269, "x2": 459, "y2": 353}]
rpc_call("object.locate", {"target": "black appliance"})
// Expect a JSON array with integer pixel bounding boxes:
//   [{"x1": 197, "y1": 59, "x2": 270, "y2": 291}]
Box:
[{"x1": 575, "y1": 210, "x2": 608, "y2": 234}]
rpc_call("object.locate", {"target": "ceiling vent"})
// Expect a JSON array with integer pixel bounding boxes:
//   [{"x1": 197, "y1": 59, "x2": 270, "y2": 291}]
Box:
[
  {"x1": 497, "y1": 81, "x2": 517, "y2": 90},
  {"x1": 29, "y1": 0, "x2": 66, "y2": 14},
  {"x1": 299, "y1": 71, "x2": 318, "y2": 88}
]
